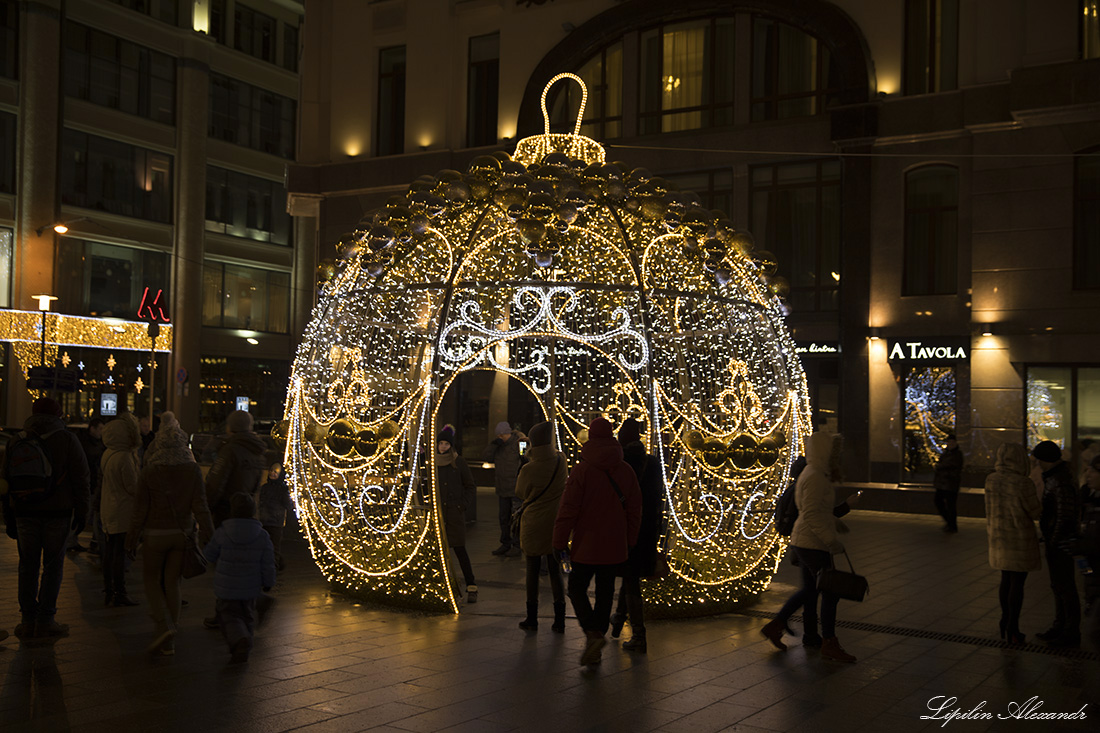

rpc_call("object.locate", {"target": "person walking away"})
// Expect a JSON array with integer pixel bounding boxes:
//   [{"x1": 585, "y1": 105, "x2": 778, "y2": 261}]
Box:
[
  {"x1": 100, "y1": 413, "x2": 142, "y2": 607},
  {"x1": 984, "y1": 443, "x2": 1041, "y2": 644},
  {"x1": 554, "y1": 417, "x2": 641, "y2": 666},
  {"x1": 1033, "y1": 440, "x2": 1083, "y2": 647},
  {"x1": 933, "y1": 434, "x2": 964, "y2": 533},
  {"x1": 483, "y1": 421, "x2": 527, "y2": 557},
  {"x1": 68, "y1": 417, "x2": 104, "y2": 554},
  {"x1": 0, "y1": 397, "x2": 90, "y2": 638},
  {"x1": 1077, "y1": 455, "x2": 1100, "y2": 650},
  {"x1": 127, "y1": 412, "x2": 215, "y2": 655},
  {"x1": 760, "y1": 430, "x2": 857, "y2": 662},
  {"x1": 204, "y1": 410, "x2": 267, "y2": 628},
  {"x1": 515, "y1": 421, "x2": 567, "y2": 632},
  {"x1": 608, "y1": 418, "x2": 663, "y2": 653},
  {"x1": 258, "y1": 463, "x2": 293, "y2": 571},
  {"x1": 204, "y1": 492, "x2": 276, "y2": 663},
  {"x1": 435, "y1": 426, "x2": 478, "y2": 603}
]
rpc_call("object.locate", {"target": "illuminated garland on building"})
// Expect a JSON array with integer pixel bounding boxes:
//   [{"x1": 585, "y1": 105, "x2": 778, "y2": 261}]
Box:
[{"x1": 283, "y1": 74, "x2": 811, "y2": 614}]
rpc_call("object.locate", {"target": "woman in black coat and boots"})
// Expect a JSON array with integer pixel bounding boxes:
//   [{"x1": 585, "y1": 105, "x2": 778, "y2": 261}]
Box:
[
  {"x1": 609, "y1": 418, "x2": 663, "y2": 653},
  {"x1": 436, "y1": 426, "x2": 478, "y2": 603}
]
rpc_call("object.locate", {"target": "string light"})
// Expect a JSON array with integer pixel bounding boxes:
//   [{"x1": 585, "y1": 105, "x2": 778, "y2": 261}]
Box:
[{"x1": 284, "y1": 76, "x2": 811, "y2": 614}]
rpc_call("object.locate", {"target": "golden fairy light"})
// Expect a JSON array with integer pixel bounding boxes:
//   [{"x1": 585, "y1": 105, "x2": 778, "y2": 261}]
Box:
[{"x1": 282, "y1": 75, "x2": 811, "y2": 614}]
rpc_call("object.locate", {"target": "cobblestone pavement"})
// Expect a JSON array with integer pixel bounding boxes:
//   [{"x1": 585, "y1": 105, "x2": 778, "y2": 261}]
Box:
[{"x1": 1, "y1": 491, "x2": 1096, "y2": 733}]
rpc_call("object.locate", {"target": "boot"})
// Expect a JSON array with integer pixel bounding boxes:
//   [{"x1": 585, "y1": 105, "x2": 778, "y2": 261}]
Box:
[
  {"x1": 821, "y1": 637, "x2": 856, "y2": 663},
  {"x1": 580, "y1": 630, "x2": 605, "y2": 666},
  {"x1": 760, "y1": 619, "x2": 787, "y2": 651},
  {"x1": 551, "y1": 602, "x2": 566, "y2": 633},
  {"x1": 519, "y1": 602, "x2": 539, "y2": 630},
  {"x1": 610, "y1": 612, "x2": 626, "y2": 639},
  {"x1": 622, "y1": 629, "x2": 647, "y2": 653}
]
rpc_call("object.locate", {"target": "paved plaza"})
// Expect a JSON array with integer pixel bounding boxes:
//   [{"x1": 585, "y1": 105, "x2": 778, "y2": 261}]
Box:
[{"x1": 1, "y1": 491, "x2": 1097, "y2": 733}]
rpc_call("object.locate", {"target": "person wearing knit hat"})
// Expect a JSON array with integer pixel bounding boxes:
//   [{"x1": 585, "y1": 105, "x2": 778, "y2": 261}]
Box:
[
  {"x1": 483, "y1": 419, "x2": 527, "y2": 556},
  {"x1": 553, "y1": 417, "x2": 642, "y2": 666},
  {"x1": 436, "y1": 425, "x2": 478, "y2": 602},
  {"x1": 128, "y1": 411, "x2": 215, "y2": 655},
  {"x1": 1033, "y1": 440, "x2": 1082, "y2": 647},
  {"x1": 514, "y1": 421, "x2": 568, "y2": 632}
]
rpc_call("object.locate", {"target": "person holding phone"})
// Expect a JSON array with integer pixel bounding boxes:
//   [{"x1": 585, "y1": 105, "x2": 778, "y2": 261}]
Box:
[{"x1": 483, "y1": 421, "x2": 527, "y2": 557}]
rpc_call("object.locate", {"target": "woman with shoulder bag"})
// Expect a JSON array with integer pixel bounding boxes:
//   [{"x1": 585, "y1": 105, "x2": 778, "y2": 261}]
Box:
[
  {"x1": 128, "y1": 413, "x2": 214, "y2": 656},
  {"x1": 515, "y1": 421, "x2": 568, "y2": 632}
]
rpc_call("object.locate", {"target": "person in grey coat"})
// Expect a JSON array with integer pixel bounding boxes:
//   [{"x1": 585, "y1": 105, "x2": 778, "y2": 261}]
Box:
[
  {"x1": 483, "y1": 421, "x2": 527, "y2": 556},
  {"x1": 204, "y1": 492, "x2": 276, "y2": 663},
  {"x1": 984, "y1": 442, "x2": 1041, "y2": 645}
]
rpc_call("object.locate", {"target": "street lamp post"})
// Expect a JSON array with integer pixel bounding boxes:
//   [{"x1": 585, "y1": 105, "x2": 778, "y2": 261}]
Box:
[
  {"x1": 148, "y1": 320, "x2": 160, "y2": 425},
  {"x1": 32, "y1": 294, "x2": 58, "y2": 367}
]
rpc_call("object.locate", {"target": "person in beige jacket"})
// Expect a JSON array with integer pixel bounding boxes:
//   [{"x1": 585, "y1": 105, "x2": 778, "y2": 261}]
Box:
[
  {"x1": 984, "y1": 442, "x2": 1042, "y2": 645},
  {"x1": 514, "y1": 421, "x2": 567, "y2": 632},
  {"x1": 100, "y1": 414, "x2": 141, "y2": 607},
  {"x1": 760, "y1": 430, "x2": 857, "y2": 663}
]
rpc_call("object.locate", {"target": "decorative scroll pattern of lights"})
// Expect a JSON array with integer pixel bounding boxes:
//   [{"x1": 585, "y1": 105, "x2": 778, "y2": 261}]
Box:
[
  {"x1": 903, "y1": 366, "x2": 957, "y2": 473},
  {"x1": 284, "y1": 74, "x2": 811, "y2": 614}
]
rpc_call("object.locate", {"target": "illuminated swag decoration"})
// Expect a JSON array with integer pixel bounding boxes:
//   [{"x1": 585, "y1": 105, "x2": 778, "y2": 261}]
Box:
[{"x1": 283, "y1": 75, "x2": 812, "y2": 613}]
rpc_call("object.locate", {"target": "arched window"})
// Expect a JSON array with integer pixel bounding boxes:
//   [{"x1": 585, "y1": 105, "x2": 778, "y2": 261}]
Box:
[
  {"x1": 1075, "y1": 147, "x2": 1100, "y2": 289},
  {"x1": 639, "y1": 18, "x2": 735, "y2": 133},
  {"x1": 751, "y1": 17, "x2": 841, "y2": 121},
  {"x1": 903, "y1": 165, "x2": 958, "y2": 295}
]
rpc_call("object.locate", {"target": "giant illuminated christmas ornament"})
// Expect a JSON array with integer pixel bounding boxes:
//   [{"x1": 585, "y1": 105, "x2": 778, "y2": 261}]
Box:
[{"x1": 283, "y1": 75, "x2": 811, "y2": 614}]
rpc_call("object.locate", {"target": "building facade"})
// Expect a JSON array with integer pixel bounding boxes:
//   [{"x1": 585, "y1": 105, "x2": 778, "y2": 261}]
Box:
[
  {"x1": 1, "y1": 0, "x2": 310, "y2": 432},
  {"x1": 287, "y1": 0, "x2": 1100, "y2": 486}
]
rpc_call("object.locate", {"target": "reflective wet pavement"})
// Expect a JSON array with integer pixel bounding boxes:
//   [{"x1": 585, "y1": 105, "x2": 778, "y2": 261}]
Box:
[{"x1": 1, "y1": 492, "x2": 1096, "y2": 732}]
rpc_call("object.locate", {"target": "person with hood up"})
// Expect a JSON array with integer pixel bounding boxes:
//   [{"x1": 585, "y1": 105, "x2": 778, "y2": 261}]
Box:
[
  {"x1": 258, "y1": 462, "x2": 294, "y2": 571},
  {"x1": 128, "y1": 412, "x2": 215, "y2": 655},
  {"x1": 760, "y1": 430, "x2": 857, "y2": 663},
  {"x1": 1, "y1": 397, "x2": 89, "y2": 639},
  {"x1": 483, "y1": 420, "x2": 528, "y2": 556},
  {"x1": 100, "y1": 413, "x2": 142, "y2": 607},
  {"x1": 553, "y1": 417, "x2": 641, "y2": 666},
  {"x1": 608, "y1": 418, "x2": 663, "y2": 653},
  {"x1": 204, "y1": 492, "x2": 276, "y2": 663},
  {"x1": 1032, "y1": 440, "x2": 1082, "y2": 647},
  {"x1": 435, "y1": 426, "x2": 478, "y2": 603},
  {"x1": 515, "y1": 420, "x2": 568, "y2": 632},
  {"x1": 984, "y1": 442, "x2": 1041, "y2": 645}
]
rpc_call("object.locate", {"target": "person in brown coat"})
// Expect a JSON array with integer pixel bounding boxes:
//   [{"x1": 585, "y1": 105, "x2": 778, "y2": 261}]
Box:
[
  {"x1": 514, "y1": 421, "x2": 567, "y2": 632},
  {"x1": 128, "y1": 413, "x2": 215, "y2": 655},
  {"x1": 984, "y1": 442, "x2": 1041, "y2": 645}
]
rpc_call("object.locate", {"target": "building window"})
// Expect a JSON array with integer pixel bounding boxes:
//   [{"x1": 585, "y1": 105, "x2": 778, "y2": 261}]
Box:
[
  {"x1": 0, "y1": 0, "x2": 16, "y2": 79},
  {"x1": 1074, "y1": 148, "x2": 1100, "y2": 289},
  {"x1": 467, "y1": 33, "x2": 499, "y2": 148},
  {"x1": 208, "y1": 73, "x2": 296, "y2": 158},
  {"x1": 0, "y1": 227, "x2": 11, "y2": 308},
  {"x1": 60, "y1": 129, "x2": 174, "y2": 223},
  {"x1": 903, "y1": 164, "x2": 958, "y2": 295},
  {"x1": 54, "y1": 237, "x2": 170, "y2": 319},
  {"x1": 107, "y1": 0, "x2": 178, "y2": 25},
  {"x1": 0, "y1": 111, "x2": 14, "y2": 194},
  {"x1": 283, "y1": 21, "x2": 299, "y2": 72},
  {"x1": 750, "y1": 160, "x2": 841, "y2": 312},
  {"x1": 63, "y1": 22, "x2": 176, "y2": 125},
  {"x1": 209, "y1": 0, "x2": 227, "y2": 44},
  {"x1": 751, "y1": 17, "x2": 839, "y2": 122},
  {"x1": 1027, "y1": 366, "x2": 1100, "y2": 478},
  {"x1": 199, "y1": 355, "x2": 289, "y2": 431},
  {"x1": 234, "y1": 3, "x2": 276, "y2": 64},
  {"x1": 903, "y1": 366, "x2": 957, "y2": 482},
  {"x1": 663, "y1": 168, "x2": 734, "y2": 217},
  {"x1": 640, "y1": 18, "x2": 735, "y2": 134},
  {"x1": 904, "y1": 0, "x2": 959, "y2": 94},
  {"x1": 377, "y1": 46, "x2": 406, "y2": 156},
  {"x1": 548, "y1": 42, "x2": 623, "y2": 139},
  {"x1": 202, "y1": 262, "x2": 290, "y2": 333},
  {"x1": 205, "y1": 166, "x2": 292, "y2": 246}
]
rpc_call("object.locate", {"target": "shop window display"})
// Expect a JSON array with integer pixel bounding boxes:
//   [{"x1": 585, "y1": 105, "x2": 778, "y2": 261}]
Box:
[{"x1": 903, "y1": 366, "x2": 956, "y2": 480}]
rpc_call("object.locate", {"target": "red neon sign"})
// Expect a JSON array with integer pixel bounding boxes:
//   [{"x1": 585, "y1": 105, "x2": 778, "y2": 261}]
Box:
[{"x1": 137, "y1": 287, "x2": 171, "y2": 322}]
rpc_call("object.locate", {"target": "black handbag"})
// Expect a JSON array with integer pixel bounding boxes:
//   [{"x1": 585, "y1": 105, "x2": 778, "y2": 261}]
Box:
[{"x1": 816, "y1": 550, "x2": 869, "y2": 602}]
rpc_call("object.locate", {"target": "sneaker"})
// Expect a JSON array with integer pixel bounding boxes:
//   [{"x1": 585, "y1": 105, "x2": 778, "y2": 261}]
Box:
[
  {"x1": 35, "y1": 620, "x2": 70, "y2": 638},
  {"x1": 466, "y1": 585, "x2": 478, "y2": 604},
  {"x1": 491, "y1": 544, "x2": 510, "y2": 556},
  {"x1": 203, "y1": 616, "x2": 221, "y2": 630},
  {"x1": 230, "y1": 638, "x2": 251, "y2": 664},
  {"x1": 821, "y1": 636, "x2": 857, "y2": 663},
  {"x1": 580, "y1": 631, "x2": 606, "y2": 666}
]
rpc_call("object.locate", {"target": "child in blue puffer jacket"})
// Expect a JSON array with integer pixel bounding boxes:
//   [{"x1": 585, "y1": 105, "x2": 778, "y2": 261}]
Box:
[{"x1": 204, "y1": 492, "x2": 275, "y2": 663}]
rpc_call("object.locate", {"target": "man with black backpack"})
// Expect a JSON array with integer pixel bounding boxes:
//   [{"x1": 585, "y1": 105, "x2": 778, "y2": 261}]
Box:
[{"x1": 1, "y1": 397, "x2": 90, "y2": 639}]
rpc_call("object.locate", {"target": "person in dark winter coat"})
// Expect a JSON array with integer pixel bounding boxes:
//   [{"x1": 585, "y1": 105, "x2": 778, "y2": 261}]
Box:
[
  {"x1": 436, "y1": 426, "x2": 478, "y2": 603},
  {"x1": 515, "y1": 421, "x2": 567, "y2": 632},
  {"x1": 553, "y1": 417, "x2": 642, "y2": 666},
  {"x1": 483, "y1": 421, "x2": 527, "y2": 556},
  {"x1": 1, "y1": 397, "x2": 90, "y2": 639},
  {"x1": 69, "y1": 417, "x2": 104, "y2": 553},
  {"x1": 1033, "y1": 440, "x2": 1082, "y2": 647},
  {"x1": 608, "y1": 418, "x2": 662, "y2": 653},
  {"x1": 1079, "y1": 455, "x2": 1100, "y2": 651},
  {"x1": 205, "y1": 410, "x2": 268, "y2": 527},
  {"x1": 258, "y1": 463, "x2": 293, "y2": 571},
  {"x1": 204, "y1": 492, "x2": 276, "y2": 663},
  {"x1": 100, "y1": 413, "x2": 142, "y2": 607},
  {"x1": 128, "y1": 412, "x2": 215, "y2": 655},
  {"x1": 933, "y1": 433, "x2": 964, "y2": 532}
]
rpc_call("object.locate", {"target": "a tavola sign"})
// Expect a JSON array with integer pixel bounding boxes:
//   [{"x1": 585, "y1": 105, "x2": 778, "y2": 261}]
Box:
[{"x1": 887, "y1": 338, "x2": 969, "y2": 363}]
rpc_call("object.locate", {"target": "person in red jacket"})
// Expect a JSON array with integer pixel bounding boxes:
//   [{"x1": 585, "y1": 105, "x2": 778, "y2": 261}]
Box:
[{"x1": 553, "y1": 417, "x2": 641, "y2": 666}]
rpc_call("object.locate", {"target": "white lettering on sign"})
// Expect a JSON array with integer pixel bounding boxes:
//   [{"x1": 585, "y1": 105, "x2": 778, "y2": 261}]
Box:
[
  {"x1": 795, "y1": 343, "x2": 839, "y2": 354},
  {"x1": 888, "y1": 341, "x2": 967, "y2": 361}
]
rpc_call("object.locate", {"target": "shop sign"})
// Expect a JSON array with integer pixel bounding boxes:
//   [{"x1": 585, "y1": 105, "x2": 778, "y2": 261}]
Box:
[
  {"x1": 236, "y1": 396, "x2": 250, "y2": 412},
  {"x1": 101, "y1": 393, "x2": 118, "y2": 416},
  {"x1": 887, "y1": 337, "x2": 969, "y2": 364},
  {"x1": 795, "y1": 342, "x2": 840, "y2": 355}
]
